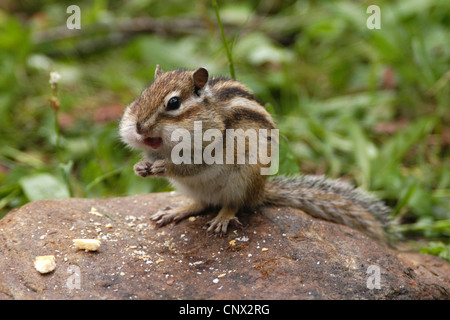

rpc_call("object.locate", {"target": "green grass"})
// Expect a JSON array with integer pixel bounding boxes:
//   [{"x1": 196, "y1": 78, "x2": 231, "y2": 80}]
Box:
[{"x1": 0, "y1": 0, "x2": 448, "y2": 259}]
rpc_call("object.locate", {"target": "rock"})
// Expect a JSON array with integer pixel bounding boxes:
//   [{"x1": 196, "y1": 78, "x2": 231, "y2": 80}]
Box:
[{"x1": 0, "y1": 192, "x2": 448, "y2": 300}]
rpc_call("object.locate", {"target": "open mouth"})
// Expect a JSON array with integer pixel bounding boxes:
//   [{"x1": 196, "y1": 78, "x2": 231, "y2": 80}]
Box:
[{"x1": 143, "y1": 137, "x2": 163, "y2": 149}]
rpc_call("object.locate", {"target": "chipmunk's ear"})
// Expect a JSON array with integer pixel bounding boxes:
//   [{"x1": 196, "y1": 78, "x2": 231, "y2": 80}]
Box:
[
  {"x1": 154, "y1": 64, "x2": 164, "y2": 79},
  {"x1": 192, "y1": 67, "x2": 209, "y2": 94}
]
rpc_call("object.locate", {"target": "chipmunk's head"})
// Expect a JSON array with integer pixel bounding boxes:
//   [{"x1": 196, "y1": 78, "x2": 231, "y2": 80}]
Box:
[{"x1": 119, "y1": 65, "x2": 211, "y2": 153}]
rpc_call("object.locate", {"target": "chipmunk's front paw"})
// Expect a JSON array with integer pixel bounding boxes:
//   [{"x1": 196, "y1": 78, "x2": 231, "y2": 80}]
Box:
[
  {"x1": 150, "y1": 159, "x2": 167, "y2": 176},
  {"x1": 134, "y1": 159, "x2": 167, "y2": 178},
  {"x1": 134, "y1": 161, "x2": 152, "y2": 178}
]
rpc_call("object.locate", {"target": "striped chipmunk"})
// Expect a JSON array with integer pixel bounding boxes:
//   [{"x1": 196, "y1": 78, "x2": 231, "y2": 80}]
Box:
[{"x1": 120, "y1": 65, "x2": 391, "y2": 242}]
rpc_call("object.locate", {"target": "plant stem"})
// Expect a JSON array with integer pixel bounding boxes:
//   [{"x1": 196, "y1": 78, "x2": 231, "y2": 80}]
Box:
[
  {"x1": 49, "y1": 83, "x2": 63, "y2": 164},
  {"x1": 54, "y1": 107, "x2": 62, "y2": 163},
  {"x1": 212, "y1": 0, "x2": 236, "y2": 79},
  {"x1": 49, "y1": 75, "x2": 73, "y2": 197}
]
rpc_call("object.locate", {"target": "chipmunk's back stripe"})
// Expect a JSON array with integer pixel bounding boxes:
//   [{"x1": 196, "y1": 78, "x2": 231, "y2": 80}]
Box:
[
  {"x1": 225, "y1": 108, "x2": 275, "y2": 129},
  {"x1": 216, "y1": 86, "x2": 258, "y2": 103},
  {"x1": 208, "y1": 76, "x2": 231, "y2": 87}
]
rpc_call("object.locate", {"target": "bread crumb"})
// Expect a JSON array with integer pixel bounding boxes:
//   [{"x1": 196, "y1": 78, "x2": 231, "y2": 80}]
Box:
[
  {"x1": 89, "y1": 207, "x2": 103, "y2": 217},
  {"x1": 188, "y1": 216, "x2": 196, "y2": 222},
  {"x1": 73, "y1": 239, "x2": 101, "y2": 251},
  {"x1": 34, "y1": 255, "x2": 56, "y2": 274}
]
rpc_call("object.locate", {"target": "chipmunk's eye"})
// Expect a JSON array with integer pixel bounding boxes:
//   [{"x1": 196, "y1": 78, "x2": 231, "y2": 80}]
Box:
[{"x1": 166, "y1": 96, "x2": 181, "y2": 111}]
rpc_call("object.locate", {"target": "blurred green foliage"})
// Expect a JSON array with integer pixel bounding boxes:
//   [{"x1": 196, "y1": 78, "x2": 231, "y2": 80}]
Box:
[{"x1": 0, "y1": 0, "x2": 448, "y2": 257}]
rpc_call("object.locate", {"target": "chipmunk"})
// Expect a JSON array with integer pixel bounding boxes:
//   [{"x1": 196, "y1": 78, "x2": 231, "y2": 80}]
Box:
[{"x1": 120, "y1": 65, "x2": 391, "y2": 243}]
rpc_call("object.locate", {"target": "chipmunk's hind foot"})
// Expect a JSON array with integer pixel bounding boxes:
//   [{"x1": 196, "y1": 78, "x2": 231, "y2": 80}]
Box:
[
  {"x1": 151, "y1": 202, "x2": 205, "y2": 227},
  {"x1": 206, "y1": 206, "x2": 242, "y2": 235}
]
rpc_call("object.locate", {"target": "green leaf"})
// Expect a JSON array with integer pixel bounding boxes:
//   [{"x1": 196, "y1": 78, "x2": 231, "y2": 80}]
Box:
[
  {"x1": 59, "y1": 160, "x2": 74, "y2": 178},
  {"x1": 372, "y1": 117, "x2": 437, "y2": 188},
  {"x1": 19, "y1": 173, "x2": 70, "y2": 201},
  {"x1": 420, "y1": 242, "x2": 450, "y2": 262},
  {"x1": 345, "y1": 119, "x2": 372, "y2": 188},
  {"x1": 276, "y1": 136, "x2": 300, "y2": 176},
  {"x1": 392, "y1": 179, "x2": 418, "y2": 217}
]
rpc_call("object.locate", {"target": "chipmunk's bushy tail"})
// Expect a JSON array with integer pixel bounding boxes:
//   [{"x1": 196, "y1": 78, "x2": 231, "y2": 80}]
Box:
[{"x1": 263, "y1": 175, "x2": 392, "y2": 243}]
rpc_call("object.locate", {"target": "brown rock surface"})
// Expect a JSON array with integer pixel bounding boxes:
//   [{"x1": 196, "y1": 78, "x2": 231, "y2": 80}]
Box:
[{"x1": 0, "y1": 192, "x2": 448, "y2": 300}]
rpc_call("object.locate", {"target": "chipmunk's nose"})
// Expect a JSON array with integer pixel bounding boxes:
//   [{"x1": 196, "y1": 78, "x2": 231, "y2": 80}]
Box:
[
  {"x1": 135, "y1": 121, "x2": 161, "y2": 149},
  {"x1": 136, "y1": 118, "x2": 159, "y2": 138},
  {"x1": 136, "y1": 121, "x2": 143, "y2": 135}
]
